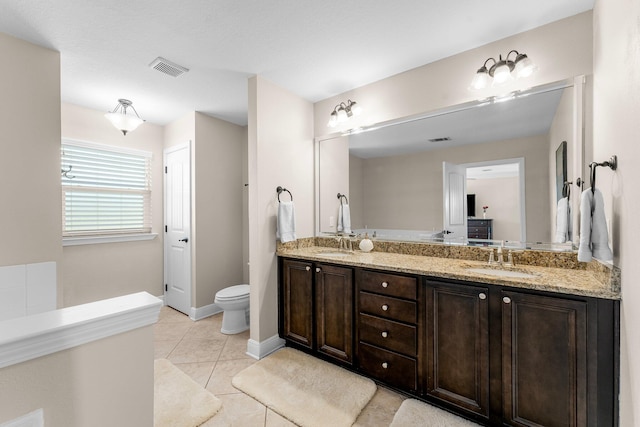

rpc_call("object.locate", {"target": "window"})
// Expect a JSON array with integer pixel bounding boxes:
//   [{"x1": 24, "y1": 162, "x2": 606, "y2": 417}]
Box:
[{"x1": 61, "y1": 140, "x2": 153, "y2": 240}]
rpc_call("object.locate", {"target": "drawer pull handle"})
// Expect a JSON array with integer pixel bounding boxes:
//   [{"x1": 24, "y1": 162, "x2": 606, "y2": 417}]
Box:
[
  {"x1": 479, "y1": 293, "x2": 486, "y2": 300},
  {"x1": 503, "y1": 296, "x2": 511, "y2": 304},
  {"x1": 381, "y1": 304, "x2": 389, "y2": 311},
  {"x1": 381, "y1": 331, "x2": 388, "y2": 338},
  {"x1": 305, "y1": 266, "x2": 310, "y2": 271},
  {"x1": 381, "y1": 281, "x2": 389, "y2": 288},
  {"x1": 381, "y1": 362, "x2": 388, "y2": 369},
  {"x1": 316, "y1": 268, "x2": 321, "y2": 273}
]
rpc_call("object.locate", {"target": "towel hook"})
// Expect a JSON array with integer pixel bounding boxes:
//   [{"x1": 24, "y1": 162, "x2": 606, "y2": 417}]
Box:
[
  {"x1": 589, "y1": 155, "x2": 617, "y2": 194},
  {"x1": 61, "y1": 165, "x2": 75, "y2": 179},
  {"x1": 276, "y1": 186, "x2": 293, "y2": 202},
  {"x1": 337, "y1": 193, "x2": 349, "y2": 205},
  {"x1": 562, "y1": 181, "x2": 572, "y2": 199}
]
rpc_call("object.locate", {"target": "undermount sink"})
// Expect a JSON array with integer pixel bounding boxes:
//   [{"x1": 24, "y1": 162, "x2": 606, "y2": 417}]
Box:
[
  {"x1": 317, "y1": 251, "x2": 353, "y2": 258},
  {"x1": 465, "y1": 267, "x2": 539, "y2": 280}
]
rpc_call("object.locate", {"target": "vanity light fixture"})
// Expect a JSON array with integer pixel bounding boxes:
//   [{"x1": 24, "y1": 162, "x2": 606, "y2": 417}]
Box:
[
  {"x1": 469, "y1": 50, "x2": 537, "y2": 91},
  {"x1": 327, "y1": 99, "x2": 362, "y2": 128},
  {"x1": 104, "y1": 99, "x2": 145, "y2": 136}
]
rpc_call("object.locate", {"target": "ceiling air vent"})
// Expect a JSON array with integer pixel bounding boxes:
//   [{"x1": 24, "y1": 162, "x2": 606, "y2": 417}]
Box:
[
  {"x1": 428, "y1": 137, "x2": 451, "y2": 143},
  {"x1": 149, "y1": 57, "x2": 189, "y2": 78}
]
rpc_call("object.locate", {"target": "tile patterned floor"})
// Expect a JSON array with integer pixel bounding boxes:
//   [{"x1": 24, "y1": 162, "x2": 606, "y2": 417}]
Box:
[{"x1": 154, "y1": 306, "x2": 406, "y2": 426}]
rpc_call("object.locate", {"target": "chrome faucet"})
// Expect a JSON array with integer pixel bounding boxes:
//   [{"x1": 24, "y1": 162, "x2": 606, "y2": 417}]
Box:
[
  {"x1": 337, "y1": 234, "x2": 353, "y2": 252},
  {"x1": 496, "y1": 241, "x2": 505, "y2": 266}
]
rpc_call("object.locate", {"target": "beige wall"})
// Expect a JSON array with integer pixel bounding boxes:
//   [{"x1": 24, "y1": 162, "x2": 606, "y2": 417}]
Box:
[
  {"x1": 0, "y1": 327, "x2": 154, "y2": 427},
  {"x1": 593, "y1": 0, "x2": 640, "y2": 425},
  {"x1": 318, "y1": 136, "x2": 349, "y2": 233},
  {"x1": 0, "y1": 32, "x2": 62, "y2": 302},
  {"x1": 351, "y1": 135, "x2": 549, "y2": 241},
  {"x1": 61, "y1": 103, "x2": 165, "y2": 306},
  {"x1": 248, "y1": 76, "x2": 314, "y2": 343},
  {"x1": 468, "y1": 177, "x2": 521, "y2": 241},
  {"x1": 193, "y1": 112, "x2": 245, "y2": 307},
  {"x1": 314, "y1": 12, "x2": 593, "y2": 136}
]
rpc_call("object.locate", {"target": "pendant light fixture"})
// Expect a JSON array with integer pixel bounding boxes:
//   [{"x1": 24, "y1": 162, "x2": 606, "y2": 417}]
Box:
[
  {"x1": 104, "y1": 99, "x2": 145, "y2": 135},
  {"x1": 327, "y1": 99, "x2": 362, "y2": 128},
  {"x1": 469, "y1": 50, "x2": 537, "y2": 91}
]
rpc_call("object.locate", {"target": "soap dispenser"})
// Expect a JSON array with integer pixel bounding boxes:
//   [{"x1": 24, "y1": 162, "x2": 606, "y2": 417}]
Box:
[{"x1": 359, "y1": 232, "x2": 374, "y2": 252}]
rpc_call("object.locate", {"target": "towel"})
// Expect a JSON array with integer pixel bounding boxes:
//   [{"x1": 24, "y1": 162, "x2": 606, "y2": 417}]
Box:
[
  {"x1": 577, "y1": 188, "x2": 613, "y2": 262},
  {"x1": 337, "y1": 204, "x2": 351, "y2": 234},
  {"x1": 554, "y1": 197, "x2": 570, "y2": 243},
  {"x1": 276, "y1": 201, "x2": 296, "y2": 243}
]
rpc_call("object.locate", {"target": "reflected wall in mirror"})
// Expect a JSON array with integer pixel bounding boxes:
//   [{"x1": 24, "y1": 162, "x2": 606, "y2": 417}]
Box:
[{"x1": 317, "y1": 78, "x2": 589, "y2": 248}]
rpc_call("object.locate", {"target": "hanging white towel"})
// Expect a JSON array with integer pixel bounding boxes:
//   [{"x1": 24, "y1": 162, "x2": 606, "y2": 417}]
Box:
[
  {"x1": 276, "y1": 201, "x2": 296, "y2": 243},
  {"x1": 578, "y1": 188, "x2": 613, "y2": 262},
  {"x1": 554, "y1": 197, "x2": 570, "y2": 243},
  {"x1": 337, "y1": 204, "x2": 351, "y2": 234}
]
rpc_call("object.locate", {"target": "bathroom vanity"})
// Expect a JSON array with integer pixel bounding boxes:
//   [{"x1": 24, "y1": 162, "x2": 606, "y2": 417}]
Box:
[{"x1": 277, "y1": 242, "x2": 619, "y2": 426}]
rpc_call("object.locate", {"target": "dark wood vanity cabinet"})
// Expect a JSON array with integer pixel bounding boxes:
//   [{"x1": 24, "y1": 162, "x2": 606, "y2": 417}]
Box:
[
  {"x1": 425, "y1": 280, "x2": 490, "y2": 420},
  {"x1": 279, "y1": 258, "x2": 618, "y2": 426},
  {"x1": 279, "y1": 258, "x2": 354, "y2": 365},
  {"x1": 355, "y1": 269, "x2": 421, "y2": 392},
  {"x1": 501, "y1": 290, "x2": 588, "y2": 427}
]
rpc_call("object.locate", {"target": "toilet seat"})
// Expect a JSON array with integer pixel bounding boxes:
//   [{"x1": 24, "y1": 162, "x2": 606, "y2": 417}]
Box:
[{"x1": 215, "y1": 284, "x2": 249, "y2": 301}]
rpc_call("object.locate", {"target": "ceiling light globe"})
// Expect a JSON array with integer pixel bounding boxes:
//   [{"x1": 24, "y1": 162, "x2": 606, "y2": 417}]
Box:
[
  {"x1": 469, "y1": 68, "x2": 490, "y2": 90},
  {"x1": 350, "y1": 101, "x2": 362, "y2": 116},
  {"x1": 327, "y1": 112, "x2": 338, "y2": 128},
  {"x1": 337, "y1": 108, "x2": 348, "y2": 122},
  {"x1": 105, "y1": 113, "x2": 144, "y2": 135},
  {"x1": 514, "y1": 54, "x2": 537, "y2": 78},
  {"x1": 492, "y1": 62, "x2": 513, "y2": 86}
]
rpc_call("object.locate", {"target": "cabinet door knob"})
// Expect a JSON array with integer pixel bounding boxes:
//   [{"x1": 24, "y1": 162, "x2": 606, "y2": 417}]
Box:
[
  {"x1": 305, "y1": 266, "x2": 310, "y2": 271},
  {"x1": 479, "y1": 293, "x2": 487, "y2": 300},
  {"x1": 381, "y1": 362, "x2": 388, "y2": 369},
  {"x1": 381, "y1": 331, "x2": 388, "y2": 338},
  {"x1": 381, "y1": 304, "x2": 389, "y2": 311},
  {"x1": 315, "y1": 267, "x2": 321, "y2": 273},
  {"x1": 503, "y1": 296, "x2": 511, "y2": 304},
  {"x1": 381, "y1": 281, "x2": 389, "y2": 288}
]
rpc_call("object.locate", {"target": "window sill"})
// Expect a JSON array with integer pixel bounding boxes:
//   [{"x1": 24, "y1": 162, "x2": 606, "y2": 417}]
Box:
[{"x1": 63, "y1": 233, "x2": 158, "y2": 246}]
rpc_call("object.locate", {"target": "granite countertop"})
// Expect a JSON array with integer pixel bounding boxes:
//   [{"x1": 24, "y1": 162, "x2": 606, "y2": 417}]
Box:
[{"x1": 277, "y1": 245, "x2": 620, "y2": 300}]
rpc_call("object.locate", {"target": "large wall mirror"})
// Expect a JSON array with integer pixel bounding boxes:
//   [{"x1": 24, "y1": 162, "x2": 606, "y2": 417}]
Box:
[{"x1": 316, "y1": 77, "x2": 589, "y2": 250}]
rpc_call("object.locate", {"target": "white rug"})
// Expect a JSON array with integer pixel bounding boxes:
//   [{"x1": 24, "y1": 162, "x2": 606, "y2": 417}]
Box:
[
  {"x1": 390, "y1": 399, "x2": 479, "y2": 426},
  {"x1": 154, "y1": 359, "x2": 222, "y2": 427},
  {"x1": 232, "y1": 347, "x2": 377, "y2": 427}
]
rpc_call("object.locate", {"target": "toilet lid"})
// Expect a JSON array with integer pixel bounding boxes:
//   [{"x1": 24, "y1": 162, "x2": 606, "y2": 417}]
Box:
[{"x1": 216, "y1": 284, "x2": 250, "y2": 300}]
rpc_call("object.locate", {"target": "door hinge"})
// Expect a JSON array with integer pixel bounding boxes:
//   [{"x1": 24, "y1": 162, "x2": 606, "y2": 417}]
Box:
[
  {"x1": 165, "y1": 166, "x2": 167, "y2": 173},
  {"x1": 165, "y1": 225, "x2": 168, "y2": 232},
  {"x1": 165, "y1": 284, "x2": 168, "y2": 292}
]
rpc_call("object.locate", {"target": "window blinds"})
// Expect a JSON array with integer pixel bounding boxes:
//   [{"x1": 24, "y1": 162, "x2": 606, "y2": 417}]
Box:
[{"x1": 61, "y1": 140, "x2": 152, "y2": 236}]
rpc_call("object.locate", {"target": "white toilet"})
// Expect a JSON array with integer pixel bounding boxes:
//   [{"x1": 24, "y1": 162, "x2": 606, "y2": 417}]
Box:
[{"x1": 214, "y1": 284, "x2": 250, "y2": 334}]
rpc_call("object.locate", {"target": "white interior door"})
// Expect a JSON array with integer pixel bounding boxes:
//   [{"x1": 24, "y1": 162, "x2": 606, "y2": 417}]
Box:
[
  {"x1": 443, "y1": 161, "x2": 467, "y2": 240},
  {"x1": 164, "y1": 143, "x2": 191, "y2": 315}
]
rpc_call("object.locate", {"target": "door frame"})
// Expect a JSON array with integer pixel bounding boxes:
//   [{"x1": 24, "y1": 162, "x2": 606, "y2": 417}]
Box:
[{"x1": 163, "y1": 141, "x2": 192, "y2": 314}]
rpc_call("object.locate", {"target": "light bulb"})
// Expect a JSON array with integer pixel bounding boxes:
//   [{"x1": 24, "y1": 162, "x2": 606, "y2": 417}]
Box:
[
  {"x1": 350, "y1": 101, "x2": 362, "y2": 116},
  {"x1": 514, "y1": 54, "x2": 537, "y2": 78},
  {"x1": 492, "y1": 62, "x2": 513, "y2": 86},
  {"x1": 327, "y1": 111, "x2": 338, "y2": 128},
  {"x1": 469, "y1": 68, "x2": 490, "y2": 90},
  {"x1": 337, "y1": 107, "x2": 348, "y2": 122}
]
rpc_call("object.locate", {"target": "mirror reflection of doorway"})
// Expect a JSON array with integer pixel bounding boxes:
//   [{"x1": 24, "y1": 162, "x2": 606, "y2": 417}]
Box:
[{"x1": 465, "y1": 158, "x2": 525, "y2": 242}]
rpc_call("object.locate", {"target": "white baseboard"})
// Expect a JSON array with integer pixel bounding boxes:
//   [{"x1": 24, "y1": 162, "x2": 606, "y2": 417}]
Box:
[
  {"x1": 246, "y1": 334, "x2": 285, "y2": 360},
  {"x1": 190, "y1": 302, "x2": 223, "y2": 321}
]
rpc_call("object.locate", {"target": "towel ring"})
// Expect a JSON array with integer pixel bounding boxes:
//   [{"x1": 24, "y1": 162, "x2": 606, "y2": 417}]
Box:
[
  {"x1": 276, "y1": 186, "x2": 293, "y2": 202},
  {"x1": 337, "y1": 193, "x2": 349, "y2": 205}
]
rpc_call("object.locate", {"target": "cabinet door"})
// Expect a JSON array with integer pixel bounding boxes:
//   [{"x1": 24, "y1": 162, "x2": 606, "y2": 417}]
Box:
[
  {"x1": 425, "y1": 280, "x2": 490, "y2": 419},
  {"x1": 315, "y1": 263, "x2": 353, "y2": 364},
  {"x1": 281, "y1": 259, "x2": 313, "y2": 348},
  {"x1": 502, "y1": 291, "x2": 587, "y2": 427}
]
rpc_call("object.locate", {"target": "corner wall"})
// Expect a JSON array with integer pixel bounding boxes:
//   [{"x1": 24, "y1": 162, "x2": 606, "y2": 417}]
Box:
[
  {"x1": 593, "y1": 0, "x2": 640, "y2": 425},
  {"x1": 0, "y1": 32, "x2": 62, "y2": 303},
  {"x1": 248, "y1": 76, "x2": 314, "y2": 346}
]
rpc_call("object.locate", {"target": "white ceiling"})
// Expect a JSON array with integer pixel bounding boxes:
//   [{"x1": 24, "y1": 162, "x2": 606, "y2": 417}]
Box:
[{"x1": 0, "y1": 0, "x2": 594, "y2": 126}]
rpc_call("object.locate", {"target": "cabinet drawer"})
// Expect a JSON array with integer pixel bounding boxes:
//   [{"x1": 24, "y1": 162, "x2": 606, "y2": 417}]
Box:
[
  {"x1": 359, "y1": 291, "x2": 416, "y2": 324},
  {"x1": 358, "y1": 342, "x2": 417, "y2": 392},
  {"x1": 359, "y1": 313, "x2": 417, "y2": 356},
  {"x1": 359, "y1": 270, "x2": 417, "y2": 300}
]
